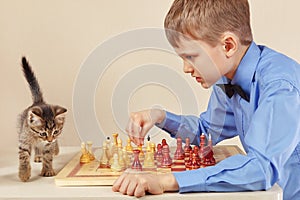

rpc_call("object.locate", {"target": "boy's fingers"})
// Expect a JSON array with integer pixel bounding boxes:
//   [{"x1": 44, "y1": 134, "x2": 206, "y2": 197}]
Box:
[
  {"x1": 112, "y1": 173, "x2": 126, "y2": 192},
  {"x1": 118, "y1": 176, "x2": 130, "y2": 195},
  {"x1": 134, "y1": 183, "x2": 146, "y2": 198},
  {"x1": 127, "y1": 180, "x2": 138, "y2": 196}
]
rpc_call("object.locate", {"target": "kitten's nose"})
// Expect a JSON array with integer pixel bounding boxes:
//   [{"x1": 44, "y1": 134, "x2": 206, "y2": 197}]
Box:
[{"x1": 47, "y1": 136, "x2": 53, "y2": 142}]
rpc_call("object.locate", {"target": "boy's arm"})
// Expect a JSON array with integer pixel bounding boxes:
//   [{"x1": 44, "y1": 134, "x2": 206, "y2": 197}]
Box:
[
  {"x1": 174, "y1": 80, "x2": 300, "y2": 193},
  {"x1": 156, "y1": 85, "x2": 238, "y2": 145}
]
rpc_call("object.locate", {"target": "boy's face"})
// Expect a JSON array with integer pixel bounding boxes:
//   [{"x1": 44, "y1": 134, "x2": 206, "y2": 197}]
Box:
[{"x1": 174, "y1": 38, "x2": 233, "y2": 88}]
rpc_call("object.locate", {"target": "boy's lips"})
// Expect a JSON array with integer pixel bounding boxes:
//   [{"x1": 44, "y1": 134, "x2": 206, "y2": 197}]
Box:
[{"x1": 195, "y1": 77, "x2": 203, "y2": 83}]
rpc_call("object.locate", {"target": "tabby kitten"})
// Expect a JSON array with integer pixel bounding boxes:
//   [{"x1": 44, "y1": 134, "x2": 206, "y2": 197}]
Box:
[{"x1": 18, "y1": 57, "x2": 67, "y2": 182}]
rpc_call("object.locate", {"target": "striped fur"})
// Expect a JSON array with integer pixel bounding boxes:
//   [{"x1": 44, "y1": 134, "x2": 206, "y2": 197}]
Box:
[{"x1": 18, "y1": 57, "x2": 67, "y2": 182}]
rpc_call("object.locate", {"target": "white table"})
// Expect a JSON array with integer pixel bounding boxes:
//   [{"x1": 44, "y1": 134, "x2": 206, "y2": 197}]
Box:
[{"x1": 0, "y1": 146, "x2": 282, "y2": 200}]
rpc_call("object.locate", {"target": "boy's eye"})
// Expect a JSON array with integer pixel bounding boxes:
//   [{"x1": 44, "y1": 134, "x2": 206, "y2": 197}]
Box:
[{"x1": 40, "y1": 132, "x2": 47, "y2": 137}]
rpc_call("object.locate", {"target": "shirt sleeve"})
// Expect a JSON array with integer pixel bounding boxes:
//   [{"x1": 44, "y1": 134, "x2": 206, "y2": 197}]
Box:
[
  {"x1": 173, "y1": 80, "x2": 300, "y2": 192},
  {"x1": 156, "y1": 85, "x2": 239, "y2": 145}
]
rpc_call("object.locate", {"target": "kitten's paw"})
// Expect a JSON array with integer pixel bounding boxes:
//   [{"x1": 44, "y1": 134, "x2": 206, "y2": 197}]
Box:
[
  {"x1": 34, "y1": 156, "x2": 42, "y2": 163},
  {"x1": 19, "y1": 167, "x2": 31, "y2": 182},
  {"x1": 41, "y1": 168, "x2": 56, "y2": 177}
]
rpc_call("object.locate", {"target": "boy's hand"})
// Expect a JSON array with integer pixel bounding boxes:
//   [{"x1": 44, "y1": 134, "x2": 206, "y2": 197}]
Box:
[
  {"x1": 112, "y1": 171, "x2": 179, "y2": 197},
  {"x1": 126, "y1": 109, "x2": 166, "y2": 145}
]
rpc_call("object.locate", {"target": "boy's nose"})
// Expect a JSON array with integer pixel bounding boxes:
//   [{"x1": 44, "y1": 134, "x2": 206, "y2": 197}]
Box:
[{"x1": 183, "y1": 61, "x2": 194, "y2": 73}]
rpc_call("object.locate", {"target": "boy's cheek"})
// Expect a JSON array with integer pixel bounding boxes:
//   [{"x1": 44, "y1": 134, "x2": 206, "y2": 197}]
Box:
[{"x1": 195, "y1": 59, "x2": 222, "y2": 86}]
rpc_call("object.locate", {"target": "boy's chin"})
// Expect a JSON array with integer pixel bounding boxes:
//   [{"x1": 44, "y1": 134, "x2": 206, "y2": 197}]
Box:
[{"x1": 200, "y1": 82, "x2": 211, "y2": 89}]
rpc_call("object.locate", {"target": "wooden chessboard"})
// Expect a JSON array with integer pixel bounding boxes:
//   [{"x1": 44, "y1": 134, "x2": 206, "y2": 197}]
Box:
[{"x1": 55, "y1": 145, "x2": 244, "y2": 186}]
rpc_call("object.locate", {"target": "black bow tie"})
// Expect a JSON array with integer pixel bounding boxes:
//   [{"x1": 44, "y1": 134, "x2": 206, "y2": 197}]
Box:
[{"x1": 216, "y1": 83, "x2": 250, "y2": 102}]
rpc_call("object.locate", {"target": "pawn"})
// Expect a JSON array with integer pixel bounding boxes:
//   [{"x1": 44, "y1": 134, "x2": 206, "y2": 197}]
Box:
[
  {"x1": 99, "y1": 141, "x2": 110, "y2": 168},
  {"x1": 154, "y1": 144, "x2": 163, "y2": 167},
  {"x1": 191, "y1": 152, "x2": 200, "y2": 170},
  {"x1": 161, "y1": 144, "x2": 172, "y2": 168},
  {"x1": 174, "y1": 137, "x2": 185, "y2": 160},
  {"x1": 193, "y1": 146, "x2": 201, "y2": 165},
  {"x1": 118, "y1": 150, "x2": 126, "y2": 171},
  {"x1": 125, "y1": 137, "x2": 133, "y2": 153},
  {"x1": 80, "y1": 142, "x2": 90, "y2": 164},
  {"x1": 111, "y1": 153, "x2": 122, "y2": 172},
  {"x1": 143, "y1": 149, "x2": 156, "y2": 170},
  {"x1": 184, "y1": 137, "x2": 192, "y2": 152},
  {"x1": 138, "y1": 145, "x2": 144, "y2": 162},
  {"x1": 86, "y1": 141, "x2": 95, "y2": 161},
  {"x1": 184, "y1": 146, "x2": 192, "y2": 169},
  {"x1": 131, "y1": 149, "x2": 142, "y2": 171}
]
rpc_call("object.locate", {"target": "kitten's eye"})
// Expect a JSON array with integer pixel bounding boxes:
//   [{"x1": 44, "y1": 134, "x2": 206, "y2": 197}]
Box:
[
  {"x1": 53, "y1": 130, "x2": 59, "y2": 135},
  {"x1": 40, "y1": 132, "x2": 47, "y2": 137}
]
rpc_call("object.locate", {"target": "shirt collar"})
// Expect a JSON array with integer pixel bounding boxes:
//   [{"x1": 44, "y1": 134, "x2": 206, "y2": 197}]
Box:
[{"x1": 230, "y1": 41, "x2": 261, "y2": 97}]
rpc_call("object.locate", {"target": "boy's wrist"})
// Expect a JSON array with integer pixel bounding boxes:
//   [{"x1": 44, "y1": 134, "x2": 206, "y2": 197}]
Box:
[
  {"x1": 159, "y1": 173, "x2": 179, "y2": 192},
  {"x1": 152, "y1": 109, "x2": 166, "y2": 124}
]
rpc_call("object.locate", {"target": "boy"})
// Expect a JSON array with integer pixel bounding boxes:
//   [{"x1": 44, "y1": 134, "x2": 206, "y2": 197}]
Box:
[{"x1": 112, "y1": 0, "x2": 300, "y2": 199}]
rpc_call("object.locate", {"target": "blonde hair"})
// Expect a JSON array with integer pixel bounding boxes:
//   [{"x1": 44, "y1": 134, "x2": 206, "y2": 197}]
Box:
[{"x1": 164, "y1": 0, "x2": 253, "y2": 47}]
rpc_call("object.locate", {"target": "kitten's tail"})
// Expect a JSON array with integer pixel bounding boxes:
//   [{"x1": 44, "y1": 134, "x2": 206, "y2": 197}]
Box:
[{"x1": 21, "y1": 57, "x2": 44, "y2": 104}]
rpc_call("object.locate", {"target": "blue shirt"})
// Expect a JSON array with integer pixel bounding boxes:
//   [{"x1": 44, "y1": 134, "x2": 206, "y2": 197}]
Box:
[{"x1": 156, "y1": 42, "x2": 300, "y2": 200}]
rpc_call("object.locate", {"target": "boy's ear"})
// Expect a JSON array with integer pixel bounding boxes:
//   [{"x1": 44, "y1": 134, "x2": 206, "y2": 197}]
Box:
[{"x1": 221, "y1": 33, "x2": 238, "y2": 58}]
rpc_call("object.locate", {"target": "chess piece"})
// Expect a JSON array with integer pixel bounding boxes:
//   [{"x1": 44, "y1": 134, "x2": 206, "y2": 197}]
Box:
[
  {"x1": 174, "y1": 137, "x2": 185, "y2": 160},
  {"x1": 184, "y1": 138, "x2": 192, "y2": 168},
  {"x1": 161, "y1": 139, "x2": 167, "y2": 147},
  {"x1": 110, "y1": 133, "x2": 119, "y2": 164},
  {"x1": 193, "y1": 146, "x2": 201, "y2": 166},
  {"x1": 171, "y1": 137, "x2": 186, "y2": 172},
  {"x1": 138, "y1": 144, "x2": 144, "y2": 162},
  {"x1": 200, "y1": 133, "x2": 216, "y2": 167},
  {"x1": 131, "y1": 149, "x2": 142, "y2": 171},
  {"x1": 105, "y1": 136, "x2": 112, "y2": 160},
  {"x1": 199, "y1": 133, "x2": 206, "y2": 161},
  {"x1": 161, "y1": 144, "x2": 172, "y2": 168},
  {"x1": 118, "y1": 149, "x2": 126, "y2": 171},
  {"x1": 154, "y1": 143, "x2": 163, "y2": 167},
  {"x1": 125, "y1": 137, "x2": 133, "y2": 153},
  {"x1": 185, "y1": 149, "x2": 193, "y2": 170},
  {"x1": 150, "y1": 142, "x2": 156, "y2": 154},
  {"x1": 86, "y1": 141, "x2": 95, "y2": 161},
  {"x1": 117, "y1": 138, "x2": 123, "y2": 160},
  {"x1": 80, "y1": 142, "x2": 90, "y2": 164},
  {"x1": 99, "y1": 141, "x2": 110, "y2": 168},
  {"x1": 122, "y1": 147, "x2": 130, "y2": 168},
  {"x1": 146, "y1": 135, "x2": 152, "y2": 153},
  {"x1": 191, "y1": 152, "x2": 200, "y2": 169},
  {"x1": 111, "y1": 153, "x2": 122, "y2": 172},
  {"x1": 143, "y1": 147, "x2": 156, "y2": 170}
]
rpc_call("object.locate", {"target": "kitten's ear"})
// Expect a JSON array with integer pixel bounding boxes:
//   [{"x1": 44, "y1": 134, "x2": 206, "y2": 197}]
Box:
[
  {"x1": 28, "y1": 107, "x2": 43, "y2": 127},
  {"x1": 54, "y1": 106, "x2": 67, "y2": 124}
]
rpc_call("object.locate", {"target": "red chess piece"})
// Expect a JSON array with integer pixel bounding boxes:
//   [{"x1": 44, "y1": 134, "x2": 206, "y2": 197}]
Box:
[
  {"x1": 184, "y1": 146, "x2": 192, "y2": 169},
  {"x1": 193, "y1": 146, "x2": 201, "y2": 166},
  {"x1": 131, "y1": 149, "x2": 142, "y2": 171},
  {"x1": 184, "y1": 137, "x2": 191, "y2": 152},
  {"x1": 154, "y1": 144, "x2": 163, "y2": 167},
  {"x1": 174, "y1": 137, "x2": 185, "y2": 160},
  {"x1": 199, "y1": 133, "x2": 216, "y2": 167},
  {"x1": 199, "y1": 133, "x2": 206, "y2": 161},
  {"x1": 191, "y1": 152, "x2": 200, "y2": 170},
  {"x1": 161, "y1": 139, "x2": 167, "y2": 147},
  {"x1": 161, "y1": 144, "x2": 172, "y2": 168}
]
